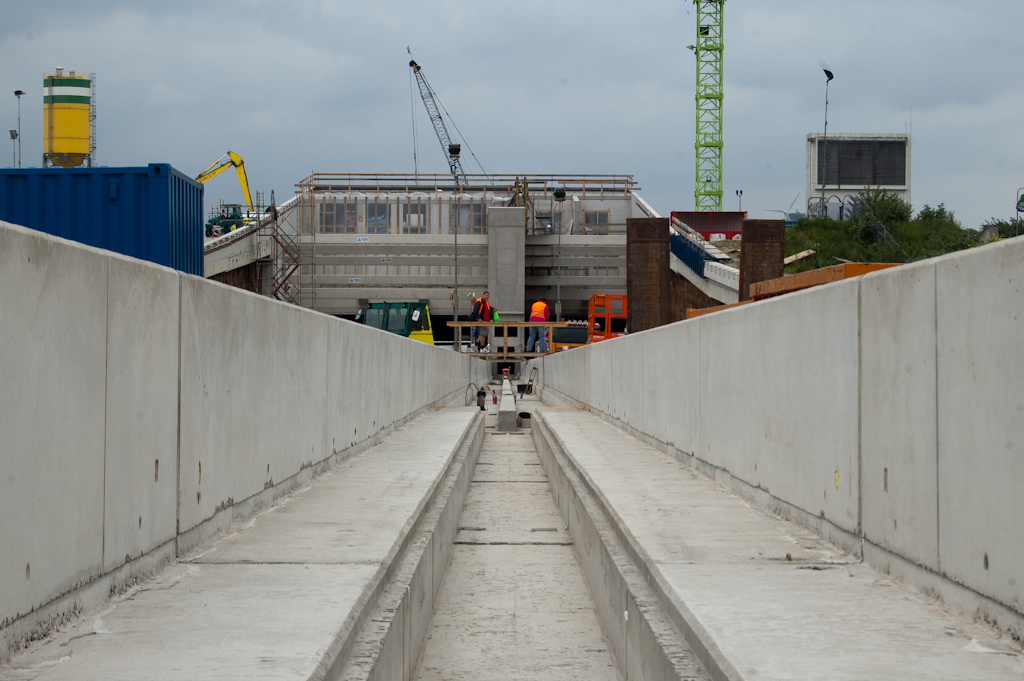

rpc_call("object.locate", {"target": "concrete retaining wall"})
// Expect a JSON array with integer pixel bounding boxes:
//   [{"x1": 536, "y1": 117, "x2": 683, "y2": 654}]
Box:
[
  {"x1": 0, "y1": 220, "x2": 489, "y2": 656},
  {"x1": 531, "y1": 236, "x2": 1024, "y2": 632}
]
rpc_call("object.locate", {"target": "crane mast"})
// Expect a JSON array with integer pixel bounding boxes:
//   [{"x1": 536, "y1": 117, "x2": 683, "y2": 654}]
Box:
[
  {"x1": 694, "y1": 0, "x2": 725, "y2": 212},
  {"x1": 409, "y1": 59, "x2": 466, "y2": 185}
]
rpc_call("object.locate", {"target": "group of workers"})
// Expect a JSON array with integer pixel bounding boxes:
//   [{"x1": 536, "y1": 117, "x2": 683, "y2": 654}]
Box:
[{"x1": 467, "y1": 291, "x2": 551, "y2": 354}]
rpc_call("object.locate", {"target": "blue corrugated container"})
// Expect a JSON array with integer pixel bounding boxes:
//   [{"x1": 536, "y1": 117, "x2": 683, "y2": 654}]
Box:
[{"x1": 0, "y1": 164, "x2": 203, "y2": 276}]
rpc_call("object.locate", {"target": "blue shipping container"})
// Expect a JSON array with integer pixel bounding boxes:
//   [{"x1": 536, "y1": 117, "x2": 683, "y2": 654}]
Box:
[{"x1": 0, "y1": 164, "x2": 204, "y2": 276}]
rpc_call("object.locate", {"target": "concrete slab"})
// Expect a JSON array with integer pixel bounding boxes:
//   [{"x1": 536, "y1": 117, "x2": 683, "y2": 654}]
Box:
[
  {"x1": 194, "y1": 414, "x2": 472, "y2": 565},
  {"x1": 1, "y1": 409, "x2": 477, "y2": 681},
  {"x1": 662, "y1": 562, "x2": 1023, "y2": 681},
  {"x1": 540, "y1": 409, "x2": 1024, "y2": 680},
  {"x1": 2, "y1": 563, "x2": 377, "y2": 681},
  {"x1": 102, "y1": 254, "x2": 181, "y2": 571},
  {"x1": 860, "y1": 260, "x2": 939, "y2": 568},
  {"x1": 0, "y1": 223, "x2": 108, "y2": 625},
  {"x1": 935, "y1": 239, "x2": 1024, "y2": 608}
]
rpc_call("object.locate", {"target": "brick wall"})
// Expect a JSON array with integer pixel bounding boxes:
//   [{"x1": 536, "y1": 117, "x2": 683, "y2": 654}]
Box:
[
  {"x1": 739, "y1": 220, "x2": 785, "y2": 301},
  {"x1": 626, "y1": 218, "x2": 670, "y2": 333}
]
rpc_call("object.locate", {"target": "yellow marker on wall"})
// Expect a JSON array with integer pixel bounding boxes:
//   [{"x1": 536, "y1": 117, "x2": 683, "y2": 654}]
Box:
[{"x1": 835, "y1": 471, "x2": 840, "y2": 489}]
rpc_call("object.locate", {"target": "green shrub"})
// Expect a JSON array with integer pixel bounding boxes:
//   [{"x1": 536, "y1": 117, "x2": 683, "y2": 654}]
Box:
[{"x1": 785, "y1": 191, "x2": 980, "y2": 272}]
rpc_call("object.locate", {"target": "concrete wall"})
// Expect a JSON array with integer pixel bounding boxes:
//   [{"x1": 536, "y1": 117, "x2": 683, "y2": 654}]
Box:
[
  {"x1": 532, "y1": 236, "x2": 1024, "y2": 627},
  {"x1": 0, "y1": 220, "x2": 488, "y2": 649}
]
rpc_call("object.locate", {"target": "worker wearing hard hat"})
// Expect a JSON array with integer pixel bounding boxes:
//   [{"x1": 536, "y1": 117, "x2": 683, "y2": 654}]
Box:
[{"x1": 526, "y1": 297, "x2": 549, "y2": 354}]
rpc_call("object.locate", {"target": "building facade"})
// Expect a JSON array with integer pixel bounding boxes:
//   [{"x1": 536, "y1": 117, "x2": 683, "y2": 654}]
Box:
[
  {"x1": 250, "y1": 173, "x2": 659, "y2": 331},
  {"x1": 205, "y1": 173, "x2": 663, "y2": 337}
]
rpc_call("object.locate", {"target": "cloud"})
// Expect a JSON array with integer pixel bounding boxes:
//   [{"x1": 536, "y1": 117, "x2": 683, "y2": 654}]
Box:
[{"x1": 1, "y1": 0, "x2": 1021, "y2": 227}]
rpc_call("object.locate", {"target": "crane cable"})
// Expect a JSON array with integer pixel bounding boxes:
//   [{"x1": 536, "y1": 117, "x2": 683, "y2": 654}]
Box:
[
  {"x1": 435, "y1": 96, "x2": 488, "y2": 177},
  {"x1": 407, "y1": 48, "x2": 486, "y2": 178}
]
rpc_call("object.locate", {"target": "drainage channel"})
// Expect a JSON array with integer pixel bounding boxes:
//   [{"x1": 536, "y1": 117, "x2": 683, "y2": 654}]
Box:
[{"x1": 412, "y1": 410, "x2": 622, "y2": 680}]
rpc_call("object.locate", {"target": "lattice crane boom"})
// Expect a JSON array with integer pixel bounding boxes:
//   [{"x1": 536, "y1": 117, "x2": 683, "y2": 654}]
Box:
[
  {"x1": 694, "y1": 0, "x2": 725, "y2": 212},
  {"x1": 409, "y1": 59, "x2": 466, "y2": 185}
]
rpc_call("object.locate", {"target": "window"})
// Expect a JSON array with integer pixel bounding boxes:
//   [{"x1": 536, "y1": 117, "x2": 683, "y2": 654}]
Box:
[
  {"x1": 403, "y1": 199, "x2": 429, "y2": 234},
  {"x1": 409, "y1": 307, "x2": 430, "y2": 332},
  {"x1": 366, "y1": 199, "x2": 390, "y2": 234},
  {"x1": 320, "y1": 197, "x2": 357, "y2": 234},
  {"x1": 535, "y1": 211, "x2": 562, "y2": 234},
  {"x1": 585, "y1": 210, "x2": 609, "y2": 235},
  {"x1": 453, "y1": 200, "x2": 486, "y2": 234},
  {"x1": 363, "y1": 307, "x2": 385, "y2": 329},
  {"x1": 386, "y1": 306, "x2": 408, "y2": 333}
]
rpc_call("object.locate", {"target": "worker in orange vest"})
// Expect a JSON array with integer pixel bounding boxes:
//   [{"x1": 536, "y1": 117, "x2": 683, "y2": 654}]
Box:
[
  {"x1": 469, "y1": 291, "x2": 493, "y2": 351},
  {"x1": 526, "y1": 296, "x2": 549, "y2": 353}
]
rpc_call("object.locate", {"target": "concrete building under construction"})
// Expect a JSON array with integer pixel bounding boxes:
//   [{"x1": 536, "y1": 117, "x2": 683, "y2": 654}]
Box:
[{"x1": 205, "y1": 171, "x2": 661, "y2": 341}]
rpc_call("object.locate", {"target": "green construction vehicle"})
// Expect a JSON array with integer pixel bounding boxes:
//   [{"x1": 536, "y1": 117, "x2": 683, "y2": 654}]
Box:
[{"x1": 355, "y1": 302, "x2": 434, "y2": 345}]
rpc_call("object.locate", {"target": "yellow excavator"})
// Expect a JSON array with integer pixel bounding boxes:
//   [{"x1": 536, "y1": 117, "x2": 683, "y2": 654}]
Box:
[{"x1": 195, "y1": 151, "x2": 254, "y2": 236}]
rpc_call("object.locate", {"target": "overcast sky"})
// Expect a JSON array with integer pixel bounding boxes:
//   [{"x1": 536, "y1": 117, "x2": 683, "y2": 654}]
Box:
[{"x1": 2, "y1": 0, "x2": 1022, "y2": 228}]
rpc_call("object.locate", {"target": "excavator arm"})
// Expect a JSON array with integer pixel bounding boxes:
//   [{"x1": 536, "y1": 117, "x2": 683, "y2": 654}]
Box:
[{"x1": 195, "y1": 151, "x2": 254, "y2": 210}]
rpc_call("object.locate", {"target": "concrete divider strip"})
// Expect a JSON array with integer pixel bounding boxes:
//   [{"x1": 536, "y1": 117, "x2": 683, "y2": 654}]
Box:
[
  {"x1": 497, "y1": 378, "x2": 517, "y2": 432},
  {"x1": 328, "y1": 411, "x2": 484, "y2": 681},
  {"x1": 531, "y1": 410, "x2": 724, "y2": 681}
]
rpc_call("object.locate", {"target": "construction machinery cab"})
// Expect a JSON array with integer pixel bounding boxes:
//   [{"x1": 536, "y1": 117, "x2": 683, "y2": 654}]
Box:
[
  {"x1": 356, "y1": 301, "x2": 434, "y2": 345},
  {"x1": 552, "y1": 321, "x2": 588, "y2": 352},
  {"x1": 205, "y1": 202, "x2": 248, "y2": 237},
  {"x1": 196, "y1": 151, "x2": 254, "y2": 237}
]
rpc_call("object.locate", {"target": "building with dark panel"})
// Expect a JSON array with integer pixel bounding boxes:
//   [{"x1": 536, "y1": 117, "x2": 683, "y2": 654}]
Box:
[{"x1": 806, "y1": 133, "x2": 911, "y2": 218}]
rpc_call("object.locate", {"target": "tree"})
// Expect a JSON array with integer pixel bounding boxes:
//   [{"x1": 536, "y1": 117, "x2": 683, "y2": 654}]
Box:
[
  {"x1": 786, "y1": 190, "x2": 980, "y2": 273},
  {"x1": 858, "y1": 188, "x2": 912, "y2": 226}
]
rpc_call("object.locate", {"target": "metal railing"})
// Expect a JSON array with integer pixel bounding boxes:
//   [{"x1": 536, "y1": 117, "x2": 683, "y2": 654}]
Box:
[{"x1": 669, "y1": 232, "x2": 715, "y2": 278}]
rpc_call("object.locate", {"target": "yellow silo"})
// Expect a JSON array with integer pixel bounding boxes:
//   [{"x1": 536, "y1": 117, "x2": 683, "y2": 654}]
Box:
[{"x1": 43, "y1": 68, "x2": 93, "y2": 168}]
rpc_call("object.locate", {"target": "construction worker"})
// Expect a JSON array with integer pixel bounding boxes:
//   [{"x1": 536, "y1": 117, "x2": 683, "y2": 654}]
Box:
[
  {"x1": 469, "y1": 291, "x2": 493, "y2": 351},
  {"x1": 526, "y1": 296, "x2": 549, "y2": 353}
]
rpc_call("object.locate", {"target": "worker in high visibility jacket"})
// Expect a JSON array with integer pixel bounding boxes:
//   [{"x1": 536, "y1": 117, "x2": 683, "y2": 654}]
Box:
[
  {"x1": 469, "y1": 291, "x2": 493, "y2": 351},
  {"x1": 526, "y1": 296, "x2": 549, "y2": 353}
]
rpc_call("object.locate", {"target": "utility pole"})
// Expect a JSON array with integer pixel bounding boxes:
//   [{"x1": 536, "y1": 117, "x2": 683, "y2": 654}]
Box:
[
  {"x1": 452, "y1": 145, "x2": 460, "y2": 336},
  {"x1": 554, "y1": 186, "x2": 566, "y2": 320},
  {"x1": 820, "y1": 70, "x2": 833, "y2": 216}
]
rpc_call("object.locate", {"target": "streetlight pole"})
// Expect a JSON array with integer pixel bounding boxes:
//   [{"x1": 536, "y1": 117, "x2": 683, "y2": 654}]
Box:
[
  {"x1": 450, "y1": 144, "x2": 461, "y2": 349},
  {"x1": 553, "y1": 186, "x2": 566, "y2": 321},
  {"x1": 735, "y1": 189, "x2": 743, "y2": 212},
  {"x1": 820, "y1": 70, "x2": 833, "y2": 217},
  {"x1": 14, "y1": 90, "x2": 24, "y2": 168}
]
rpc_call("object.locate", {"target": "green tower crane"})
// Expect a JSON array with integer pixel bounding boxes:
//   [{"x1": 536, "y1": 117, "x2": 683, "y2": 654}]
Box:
[{"x1": 694, "y1": 0, "x2": 725, "y2": 212}]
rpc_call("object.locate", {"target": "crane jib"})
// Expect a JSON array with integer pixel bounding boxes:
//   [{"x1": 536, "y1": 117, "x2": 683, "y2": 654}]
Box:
[{"x1": 409, "y1": 61, "x2": 467, "y2": 185}]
